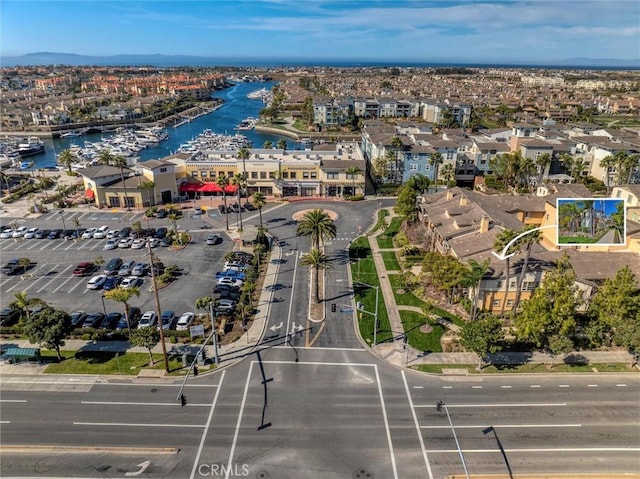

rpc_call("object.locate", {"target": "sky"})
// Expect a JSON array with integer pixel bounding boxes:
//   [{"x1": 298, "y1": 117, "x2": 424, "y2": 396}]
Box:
[
  {"x1": 558, "y1": 199, "x2": 624, "y2": 216},
  {"x1": 1, "y1": 0, "x2": 639, "y2": 64}
]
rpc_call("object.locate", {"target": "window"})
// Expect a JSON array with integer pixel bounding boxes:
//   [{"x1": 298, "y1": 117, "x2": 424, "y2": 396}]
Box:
[
  {"x1": 409, "y1": 164, "x2": 419, "y2": 171},
  {"x1": 290, "y1": 172, "x2": 297, "y2": 179},
  {"x1": 160, "y1": 167, "x2": 167, "y2": 173},
  {"x1": 251, "y1": 172, "x2": 258, "y2": 179},
  {"x1": 522, "y1": 281, "x2": 536, "y2": 291},
  {"x1": 506, "y1": 300, "x2": 514, "y2": 306},
  {"x1": 496, "y1": 281, "x2": 502, "y2": 289},
  {"x1": 311, "y1": 172, "x2": 317, "y2": 179},
  {"x1": 303, "y1": 172, "x2": 310, "y2": 179},
  {"x1": 269, "y1": 172, "x2": 275, "y2": 179},
  {"x1": 228, "y1": 171, "x2": 234, "y2": 177},
  {"x1": 327, "y1": 172, "x2": 338, "y2": 179},
  {"x1": 108, "y1": 196, "x2": 120, "y2": 208},
  {"x1": 282, "y1": 172, "x2": 289, "y2": 179},
  {"x1": 209, "y1": 171, "x2": 216, "y2": 178},
  {"x1": 260, "y1": 172, "x2": 267, "y2": 179},
  {"x1": 493, "y1": 300, "x2": 501, "y2": 307},
  {"x1": 199, "y1": 171, "x2": 206, "y2": 178},
  {"x1": 191, "y1": 171, "x2": 198, "y2": 177}
]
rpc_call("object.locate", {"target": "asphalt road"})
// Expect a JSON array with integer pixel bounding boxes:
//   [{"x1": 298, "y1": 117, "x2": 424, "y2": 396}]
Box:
[{"x1": 2, "y1": 199, "x2": 639, "y2": 478}]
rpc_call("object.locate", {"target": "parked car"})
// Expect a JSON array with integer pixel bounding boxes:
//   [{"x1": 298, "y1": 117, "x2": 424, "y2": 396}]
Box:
[
  {"x1": 47, "y1": 229, "x2": 63, "y2": 239},
  {"x1": 230, "y1": 252, "x2": 254, "y2": 263},
  {"x1": 82, "y1": 312, "x2": 105, "y2": 329},
  {"x1": 93, "y1": 225, "x2": 110, "y2": 239},
  {"x1": 160, "y1": 236, "x2": 172, "y2": 247},
  {"x1": 72, "y1": 262, "x2": 95, "y2": 277},
  {"x1": 115, "y1": 307, "x2": 141, "y2": 330},
  {"x1": 215, "y1": 299, "x2": 237, "y2": 313},
  {"x1": 118, "y1": 237, "x2": 133, "y2": 249},
  {"x1": 63, "y1": 229, "x2": 77, "y2": 239},
  {"x1": 12, "y1": 226, "x2": 29, "y2": 238},
  {"x1": 206, "y1": 233, "x2": 222, "y2": 245},
  {"x1": 150, "y1": 262, "x2": 165, "y2": 276},
  {"x1": 218, "y1": 205, "x2": 227, "y2": 214},
  {"x1": 0, "y1": 308, "x2": 21, "y2": 326},
  {"x1": 0, "y1": 228, "x2": 13, "y2": 239},
  {"x1": 101, "y1": 312, "x2": 122, "y2": 329},
  {"x1": 102, "y1": 276, "x2": 122, "y2": 291},
  {"x1": 175, "y1": 312, "x2": 195, "y2": 331},
  {"x1": 146, "y1": 237, "x2": 160, "y2": 248},
  {"x1": 120, "y1": 276, "x2": 143, "y2": 289},
  {"x1": 86, "y1": 274, "x2": 108, "y2": 290},
  {"x1": 82, "y1": 228, "x2": 97, "y2": 239},
  {"x1": 106, "y1": 229, "x2": 119, "y2": 239},
  {"x1": 194, "y1": 206, "x2": 203, "y2": 216},
  {"x1": 154, "y1": 227, "x2": 168, "y2": 239},
  {"x1": 34, "y1": 229, "x2": 51, "y2": 239},
  {"x1": 132, "y1": 262, "x2": 149, "y2": 277},
  {"x1": 244, "y1": 202, "x2": 256, "y2": 211},
  {"x1": 214, "y1": 269, "x2": 246, "y2": 280},
  {"x1": 118, "y1": 260, "x2": 136, "y2": 276},
  {"x1": 155, "y1": 208, "x2": 167, "y2": 218},
  {"x1": 212, "y1": 285, "x2": 241, "y2": 301},
  {"x1": 1, "y1": 258, "x2": 21, "y2": 275},
  {"x1": 138, "y1": 311, "x2": 157, "y2": 329},
  {"x1": 23, "y1": 227, "x2": 39, "y2": 239},
  {"x1": 158, "y1": 310, "x2": 176, "y2": 330},
  {"x1": 131, "y1": 238, "x2": 146, "y2": 249},
  {"x1": 104, "y1": 238, "x2": 118, "y2": 250},
  {"x1": 104, "y1": 257, "x2": 123, "y2": 276},
  {"x1": 217, "y1": 277, "x2": 244, "y2": 287},
  {"x1": 69, "y1": 311, "x2": 87, "y2": 328},
  {"x1": 118, "y1": 227, "x2": 132, "y2": 239}
]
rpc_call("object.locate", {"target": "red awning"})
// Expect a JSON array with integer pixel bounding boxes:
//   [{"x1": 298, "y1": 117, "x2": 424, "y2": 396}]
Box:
[
  {"x1": 85, "y1": 188, "x2": 95, "y2": 198},
  {"x1": 179, "y1": 182, "x2": 202, "y2": 192},
  {"x1": 179, "y1": 182, "x2": 239, "y2": 193},
  {"x1": 200, "y1": 183, "x2": 222, "y2": 193}
]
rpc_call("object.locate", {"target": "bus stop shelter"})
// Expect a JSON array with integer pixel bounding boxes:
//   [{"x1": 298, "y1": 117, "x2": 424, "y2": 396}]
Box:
[{"x1": 2, "y1": 347, "x2": 42, "y2": 364}]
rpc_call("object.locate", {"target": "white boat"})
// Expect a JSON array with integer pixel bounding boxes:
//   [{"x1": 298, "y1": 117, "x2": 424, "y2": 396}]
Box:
[
  {"x1": 247, "y1": 88, "x2": 269, "y2": 99},
  {"x1": 235, "y1": 117, "x2": 257, "y2": 130},
  {"x1": 61, "y1": 130, "x2": 82, "y2": 138}
]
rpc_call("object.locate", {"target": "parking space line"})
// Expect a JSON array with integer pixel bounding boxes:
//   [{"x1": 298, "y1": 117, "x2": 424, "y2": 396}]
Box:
[
  {"x1": 50, "y1": 241, "x2": 68, "y2": 251},
  {"x1": 375, "y1": 365, "x2": 399, "y2": 479},
  {"x1": 74, "y1": 421, "x2": 205, "y2": 428},
  {"x1": 81, "y1": 400, "x2": 211, "y2": 407},
  {"x1": 420, "y1": 423, "x2": 582, "y2": 429},
  {"x1": 190, "y1": 369, "x2": 226, "y2": 479},
  {"x1": 67, "y1": 278, "x2": 85, "y2": 294},
  {"x1": 53, "y1": 275, "x2": 77, "y2": 294},
  {"x1": 414, "y1": 402, "x2": 567, "y2": 408},
  {"x1": 401, "y1": 370, "x2": 434, "y2": 479}
]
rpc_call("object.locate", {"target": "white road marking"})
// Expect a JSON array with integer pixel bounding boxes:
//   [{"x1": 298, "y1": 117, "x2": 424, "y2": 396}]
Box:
[
  {"x1": 226, "y1": 362, "x2": 253, "y2": 479},
  {"x1": 74, "y1": 422, "x2": 204, "y2": 428},
  {"x1": 413, "y1": 386, "x2": 424, "y2": 389},
  {"x1": 402, "y1": 370, "x2": 434, "y2": 479},
  {"x1": 190, "y1": 369, "x2": 226, "y2": 479},
  {"x1": 261, "y1": 360, "x2": 376, "y2": 367},
  {"x1": 0, "y1": 399, "x2": 27, "y2": 403},
  {"x1": 421, "y1": 423, "x2": 582, "y2": 429},
  {"x1": 616, "y1": 384, "x2": 627, "y2": 387},
  {"x1": 559, "y1": 384, "x2": 570, "y2": 388},
  {"x1": 501, "y1": 385, "x2": 512, "y2": 389},
  {"x1": 588, "y1": 384, "x2": 598, "y2": 387},
  {"x1": 530, "y1": 385, "x2": 541, "y2": 388},
  {"x1": 81, "y1": 401, "x2": 210, "y2": 407},
  {"x1": 375, "y1": 364, "x2": 399, "y2": 479},
  {"x1": 471, "y1": 386, "x2": 483, "y2": 389},
  {"x1": 0, "y1": 421, "x2": 11, "y2": 424},
  {"x1": 414, "y1": 403, "x2": 566, "y2": 408},
  {"x1": 429, "y1": 447, "x2": 640, "y2": 453},
  {"x1": 284, "y1": 250, "x2": 299, "y2": 347},
  {"x1": 442, "y1": 386, "x2": 453, "y2": 389}
]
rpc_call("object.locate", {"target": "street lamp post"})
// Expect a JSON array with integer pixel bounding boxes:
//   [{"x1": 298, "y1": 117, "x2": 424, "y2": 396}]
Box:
[
  {"x1": 437, "y1": 400, "x2": 469, "y2": 479},
  {"x1": 60, "y1": 210, "x2": 67, "y2": 231},
  {"x1": 100, "y1": 294, "x2": 106, "y2": 315},
  {"x1": 354, "y1": 280, "x2": 379, "y2": 346}
]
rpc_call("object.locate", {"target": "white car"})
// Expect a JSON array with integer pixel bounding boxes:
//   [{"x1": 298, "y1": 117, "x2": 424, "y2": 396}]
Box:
[
  {"x1": 23, "y1": 227, "x2": 39, "y2": 239},
  {"x1": 118, "y1": 237, "x2": 133, "y2": 248},
  {"x1": 175, "y1": 312, "x2": 195, "y2": 331},
  {"x1": 106, "y1": 229, "x2": 119, "y2": 239},
  {"x1": 81, "y1": 228, "x2": 96, "y2": 239},
  {"x1": 86, "y1": 274, "x2": 108, "y2": 290},
  {"x1": 103, "y1": 238, "x2": 118, "y2": 250},
  {"x1": 120, "y1": 276, "x2": 143, "y2": 289},
  {"x1": 92, "y1": 225, "x2": 110, "y2": 239},
  {"x1": 217, "y1": 277, "x2": 243, "y2": 287},
  {"x1": 131, "y1": 238, "x2": 146, "y2": 249},
  {"x1": 0, "y1": 229, "x2": 13, "y2": 239},
  {"x1": 12, "y1": 226, "x2": 29, "y2": 238},
  {"x1": 138, "y1": 311, "x2": 157, "y2": 329},
  {"x1": 146, "y1": 237, "x2": 160, "y2": 248}
]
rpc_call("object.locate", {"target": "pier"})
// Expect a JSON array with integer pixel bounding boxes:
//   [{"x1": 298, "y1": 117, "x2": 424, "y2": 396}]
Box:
[{"x1": 157, "y1": 102, "x2": 223, "y2": 128}]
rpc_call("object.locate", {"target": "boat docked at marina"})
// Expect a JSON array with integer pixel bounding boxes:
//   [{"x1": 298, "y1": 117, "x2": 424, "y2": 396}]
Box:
[
  {"x1": 235, "y1": 117, "x2": 257, "y2": 131},
  {"x1": 177, "y1": 129, "x2": 251, "y2": 154}
]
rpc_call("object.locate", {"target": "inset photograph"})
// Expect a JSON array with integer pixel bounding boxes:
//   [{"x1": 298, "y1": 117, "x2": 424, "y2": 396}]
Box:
[{"x1": 557, "y1": 198, "x2": 626, "y2": 245}]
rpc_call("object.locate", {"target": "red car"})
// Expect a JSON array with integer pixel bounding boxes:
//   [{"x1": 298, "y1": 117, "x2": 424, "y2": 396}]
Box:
[{"x1": 72, "y1": 262, "x2": 95, "y2": 277}]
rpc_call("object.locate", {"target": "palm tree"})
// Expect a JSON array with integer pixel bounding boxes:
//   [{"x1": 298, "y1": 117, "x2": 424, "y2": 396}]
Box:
[
  {"x1": 440, "y1": 163, "x2": 455, "y2": 189},
  {"x1": 104, "y1": 286, "x2": 140, "y2": 335},
  {"x1": 600, "y1": 155, "x2": 617, "y2": 194},
  {"x1": 139, "y1": 179, "x2": 156, "y2": 207},
  {"x1": 237, "y1": 147, "x2": 250, "y2": 178},
  {"x1": 216, "y1": 174, "x2": 230, "y2": 230},
  {"x1": 390, "y1": 136, "x2": 404, "y2": 183},
  {"x1": 72, "y1": 217, "x2": 81, "y2": 238},
  {"x1": 231, "y1": 173, "x2": 247, "y2": 231},
  {"x1": 296, "y1": 209, "x2": 337, "y2": 249},
  {"x1": 166, "y1": 205, "x2": 180, "y2": 238},
  {"x1": 512, "y1": 226, "x2": 542, "y2": 314},
  {"x1": 195, "y1": 296, "x2": 216, "y2": 329},
  {"x1": 535, "y1": 153, "x2": 551, "y2": 185},
  {"x1": 493, "y1": 229, "x2": 517, "y2": 317},
  {"x1": 57, "y1": 148, "x2": 76, "y2": 174},
  {"x1": 252, "y1": 192, "x2": 266, "y2": 228},
  {"x1": 345, "y1": 166, "x2": 362, "y2": 195},
  {"x1": 277, "y1": 139, "x2": 287, "y2": 150},
  {"x1": 98, "y1": 150, "x2": 131, "y2": 211},
  {"x1": 428, "y1": 152, "x2": 444, "y2": 192},
  {"x1": 9, "y1": 291, "x2": 47, "y2": 322},
  {"x1": 263, "y1": 140, "x2": 273, "y2": 149},
  {"x1": 300, "y1": 248, "x2": 333, "y2": 303},
  {"x1": 464, "y1": 259, "x2": 490, "y2": 320}
]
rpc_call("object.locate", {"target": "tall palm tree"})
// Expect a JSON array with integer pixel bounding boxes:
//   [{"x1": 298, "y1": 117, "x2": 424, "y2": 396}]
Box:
[
  {"x1": 231, "y1": 173, "x2": 247, "y2": 231},
  {"x1": 300, "y1": 248, "x2": 333, "y2": 303},
  {"x1": 512, "y1": 226, "x2": 542, "y2": 314},
  {"x1": 195, "y1": 296, "x2": 216, "y2": 329},
  {"x1": 9, "y1": 291, "x2": 47, "y2": 322},
  {"x1": 296, "y1": 209, "x2": 337, "y2": 249},
  {"x1": 464, "y1": 259, "x2": 490, "y2": 320},
  {"x1": 428, "y1": 152, "x2": 444, "y2": 192},
  {"x1": 104, "y1": 286, "x2": 140, "y2": 335},
  {"x1": 345, "y1": 166, "x2": 362, "y2": 195},
  {"x1": 139, "y1": 179, "x2": 156, "y2": 207},
  {"x1": 57, "y1": 148, "x2": 76, "y2": 174},
  {"x1": 237, "y1": 147, "x2": 250, "y2": 178},
  {"x1": 599, "y1": 154, "x2": 617, "y2": 194},
  {"x1": 277, "y1": 139, "x2": 287, "y2": 150},
  {"x1": 535, "y1": 153, "x2": 551, "y2": 185},
  {"x1": 263, "y1": 140, "x2": 273, "y2": 149},
  {"x1": 252, "y1": 192, "x2": 266, "y2": 229},
  {"x1": 216, "y1": 174, "x2": 230, "y2": 230},
  {"x1": 390, "y1": 136, "x2": 404, "y2": 184},
  {"x1": 440, "y1": 163, "x2": 455, "y2": 189},
  {"x1": 493, "y1": 229, "x2": 517, "y2": 317},
  {"x1": 98, "y1": 150, "x2": 131, "y2": 211}
]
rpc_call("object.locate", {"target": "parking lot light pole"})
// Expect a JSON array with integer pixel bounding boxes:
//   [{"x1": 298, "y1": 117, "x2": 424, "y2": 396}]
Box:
[
  {"x1": 437, "y1": 400, "x2": 469, "y2": 479},
  {"x1": 147, "y1": 240, "x2": 169, "y2": 373},
  {"x1": 59, "y1": 210, "x2": 67, "y2": 231},
  {"x1": 353, "y1": 280, "x2": 379, "y2": 346},
  {"x1": 100, "y1": 294, "x2": 106, "y2": 315}
]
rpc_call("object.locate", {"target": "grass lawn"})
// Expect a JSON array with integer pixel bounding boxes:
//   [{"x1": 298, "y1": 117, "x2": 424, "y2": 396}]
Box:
[
  {"x1": 400, "y1": 310, "x2": 444, "y2": 352},
  {"x1": 377, "y1": 236, "x2": 395, "y2": 249},
  {"x1": 370, "y1": 209, "x2": 389, "y2": 235},
  {"x1": 381, "y1": 251, "x2": 402, "y2": 271},
  {"x1": 350, "y1": 236, "x2": 392, "y2": 344},
  {"x1": 385, "y1": 217, "x2": 403, "y2": 236},
  {"x1": 43, "y1": 350, "x2": 189, "y2": 375},
  {"x1": 558, "y1": 236, "x2": 598, "y2": 244},
  {"x1": 412, "y1": 362, "x2": 638, "y2": 374}
]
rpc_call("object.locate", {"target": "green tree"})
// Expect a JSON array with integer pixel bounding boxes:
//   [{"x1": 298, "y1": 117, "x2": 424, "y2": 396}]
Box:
[
  {"x1": 231, "y1": 173, "x2": 247, "y2": 231},
  {"x1": 460, "y1": 316, "x2": 504, "y2": 369},
  {"x1": 512, "y1": 225, "x2": 542, "y2": 313},
  {"x1": 599, "y1": 154, "x2": 617, "y2": 194},
  {"x1": 139, "y1": 179, "x2": 156, "y2": 207},
  {"x1": 57, "y1": 148, "x2": 77, "y2": 174},
  {"x1": 547, "y1": 334, "x2": 574, "y2": 368},
  {"x1": 440, "y1": 163, "x2": 455, "y2": 188},
  {"x1": 277, "y1": 139, "x2": 287, "y2": 150},
  {"x1": 103, "y1": 286, "x2": 140, "y2": 335},
  {"x1": 72, "y1": 217, "x2": 82, "y2": 238},
  {"x1": 428, "y1": 152, "x2": 443, "y2": 192},
  {"x1": 166, "y1": 206, "x2": 180, "y2": 237},
  {"x1": 252, "y1": 192, "x2": 266, "y2": 228},
  {"x1": 514, "y1": 256, "x2": 582, "y2": 348},
  {"x1": 237, "y1": 147, "x2": 250, "y2": 177},
  {"x1": 195, "y1": 296, "x2": 216, "y2": 329},
  {"x1": 493, "y1": 229, "x2": 517, "y2": 317},
  {"x1": 300, "y1": 248, "x2": 333, "y2": 303},
  {"x1": 98, "y1": 150, "x2": 132, "y2": 211},
  {"x1": 296, "y1": 209, "x2": 337, "y2": 249},
  {"x1": 9, "y1": 291, "x2": 47, "y2": 322},
  {"x1": 216, "y1": 174, "x2": 230, "y2": 230},
  {"x1": 394, "y1": 183, "x2": 417, "y2": 220},
  {"x1": 464, "y1": 259, "x2": 490, "y2": 320},
  {"x1": 17, "y1": 257, "x2": 31, "y2": 274},
  {"x1": 535, "y1": 153, "x2": 551, "y2": 185},
  {"x1": 22, "y1": 307, "x2": 72, "y2": 361},
  {"x1": 129, "y1": 327, "x2": 160, "y2": 366},
  {"x1": 263, "y1": 140, "x2": 273, "y2": 149},
  {"x1": 372, "y1": 155, "x2": 391, "y2": 184}
]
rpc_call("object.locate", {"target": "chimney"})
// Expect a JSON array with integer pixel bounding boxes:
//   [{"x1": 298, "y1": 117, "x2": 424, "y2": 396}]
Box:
[
  {"x1": 459, "y1": 196, "x2": 468, "y2": 207},
  {"x1": 479, "y1": 215, "x2": 490, "y2": 233},
  {"x1": 446, "y1": 189, "x2": 454, "y2": 200}
]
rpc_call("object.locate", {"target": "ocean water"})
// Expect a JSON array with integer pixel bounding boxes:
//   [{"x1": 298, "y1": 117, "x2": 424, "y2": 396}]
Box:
[{"x1": 31, "y1": 81, "x2": 293, "y2": 169}]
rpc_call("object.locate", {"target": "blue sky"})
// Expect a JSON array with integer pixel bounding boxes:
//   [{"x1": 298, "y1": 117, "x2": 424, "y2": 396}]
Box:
[
  {"x1": 1, "y1": 0, "x2": 639, "y2": 63},
  {"x1": 558, "y1": 199, "x2": 624, "y2": 216}
]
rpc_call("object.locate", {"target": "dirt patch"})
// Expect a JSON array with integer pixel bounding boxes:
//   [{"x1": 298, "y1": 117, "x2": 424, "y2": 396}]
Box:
[{"x1": 420, "y1": 323, "x2": 433, "y2": 334}]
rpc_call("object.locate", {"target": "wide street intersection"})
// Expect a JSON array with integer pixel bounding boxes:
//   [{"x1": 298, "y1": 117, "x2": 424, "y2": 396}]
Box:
[{"x1": 1, "y1": 199, "x2": 639, "y2": 478}]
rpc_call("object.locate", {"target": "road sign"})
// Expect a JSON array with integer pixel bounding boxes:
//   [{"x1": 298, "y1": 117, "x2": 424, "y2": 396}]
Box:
[{"x1": 189, "y1": 324, "x2": 205, "y2": 339}]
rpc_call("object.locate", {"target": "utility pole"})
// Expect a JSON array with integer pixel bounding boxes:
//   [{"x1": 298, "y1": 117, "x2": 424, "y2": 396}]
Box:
[
  {"x1": 147, "y1": 240, "x2": 169, "y2": 373},
  {"x1": 437, "y1": 400, "x2": 469, "y2": 479}
]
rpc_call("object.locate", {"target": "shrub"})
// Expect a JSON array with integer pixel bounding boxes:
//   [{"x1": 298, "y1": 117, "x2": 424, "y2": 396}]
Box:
[{"x1": 348, "y1": 195, "x2": 365, "y2": 201}]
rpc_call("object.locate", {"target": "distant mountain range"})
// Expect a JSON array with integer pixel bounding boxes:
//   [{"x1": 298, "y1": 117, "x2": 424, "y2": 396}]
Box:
[{"x1": 2, "y1": 52, "x2": 639, "y2": 69}]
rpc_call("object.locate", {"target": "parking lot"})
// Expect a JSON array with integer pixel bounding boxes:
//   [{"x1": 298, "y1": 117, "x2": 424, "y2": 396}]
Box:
[{"x1": 0, "y1": 212, "x2": 233, "y2": 321}]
